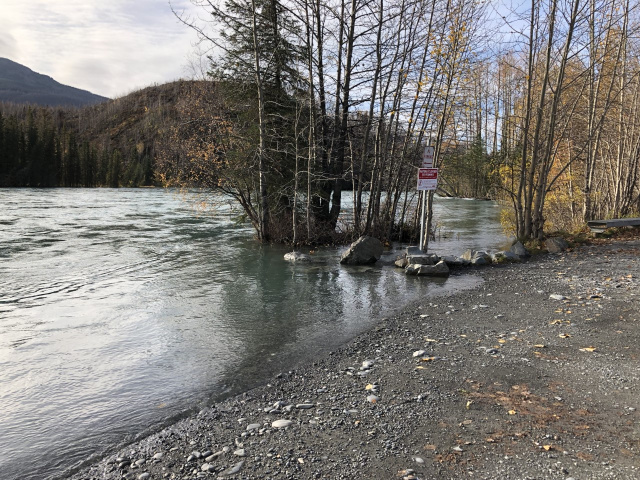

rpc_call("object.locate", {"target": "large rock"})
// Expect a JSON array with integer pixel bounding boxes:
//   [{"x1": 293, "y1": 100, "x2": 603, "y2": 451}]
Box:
[
  {"x1": 491, "y1": 251, "x2": 522, "y2": 264},
  {"x1": 405, "y1": 260, "x2": 450, "y2": 277},
  {"x1": 545, "y1": 237, "x2": 569, "y2": 253},
  {"x1": 284, "y1": 251, "x2": 311, "y2": 263},
  {"x1": 509, "y1": 241, "x2": 530, "y2": 258},
  {"x1": 462, "y1": 249, "x2": 491, "y2": 264},
  {"x1": 394, "y1": 257, "x2": 409, "y2": 269},
  {"x1": 340, "y1": 236, "x2": 384, "y2": 265},
  {"x1": 441, "y1": 255, "x2": 470, "y2": 267},
  {"x1": 406, "y1": 253, "x2": 439, "y2": 265}
]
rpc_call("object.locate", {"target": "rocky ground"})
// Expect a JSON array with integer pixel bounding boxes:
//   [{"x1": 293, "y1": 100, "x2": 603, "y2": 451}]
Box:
[{"x1": 71, "y1": 238, "x2": 640, "y2": 480}]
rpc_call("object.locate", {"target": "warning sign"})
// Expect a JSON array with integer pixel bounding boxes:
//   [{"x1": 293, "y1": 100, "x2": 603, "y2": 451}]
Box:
[
  {"x1": 422, "y1": 146, "x2": 435, "y2": 168},
  {"x1": 417, "y1": 168, "x2": 438, "y2": 191}
]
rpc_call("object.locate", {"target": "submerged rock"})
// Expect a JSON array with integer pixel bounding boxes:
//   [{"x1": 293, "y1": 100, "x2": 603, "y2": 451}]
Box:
[{"x1": 284, "y1": 251, "x2": 311, "y2": 263}]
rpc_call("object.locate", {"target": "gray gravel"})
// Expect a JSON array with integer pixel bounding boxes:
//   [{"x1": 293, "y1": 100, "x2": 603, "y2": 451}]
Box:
[{"x1": 70, "y1": 239, "x2": 640, "y2": 480}]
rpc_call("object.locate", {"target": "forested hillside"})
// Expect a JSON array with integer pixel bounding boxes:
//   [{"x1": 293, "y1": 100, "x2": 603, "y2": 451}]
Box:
[{"x1": 0, "y1": 81, "x2": 207, "y2": 188}]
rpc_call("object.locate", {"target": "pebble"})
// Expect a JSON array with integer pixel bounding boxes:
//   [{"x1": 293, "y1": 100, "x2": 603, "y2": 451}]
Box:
[
  {"x1": 233, "y1": 448, "x2": 246, "y2": 457},
  {"x1": 296, "y1": 403, "x2": 314, "y2": 409},
  {"x1": 550, "y1": 294, "x2": 567, "y2": 300},
  {"x1": 366, "y1": 395, "x2": 380, "y2": 404},
  {"x1": 413, "y1": 456, "x2": 425, "y2": 464},
  {"x1": 246, "y1": 423, "x2": 261, "y2": 431},
  {"x1": 272, "y1": 419, "x2": 293, "y2": 428},
  {"x1": 361, "y1": 360, "x2": 375, "y2": 369},
  {"x1": 412, "y1": 350, "x2": 426, "y2": 357},
  {"x1": 138, "y1": 474, "x2": 150, "y2": 480},
  {"x1": 152, "y1": 452, "x2": 163, "y2": 461},
  {"x1": 219, "y1": 461, "x2": 244, "y2": 477}
]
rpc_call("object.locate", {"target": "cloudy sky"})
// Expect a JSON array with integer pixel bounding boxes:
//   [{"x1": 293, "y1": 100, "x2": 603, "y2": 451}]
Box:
[{"x1": 0, "y1": 0, "x2": 205, "y2": 98}]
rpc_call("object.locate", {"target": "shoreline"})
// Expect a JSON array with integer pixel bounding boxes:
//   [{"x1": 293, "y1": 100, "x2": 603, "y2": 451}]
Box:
[{"x1": 71, "y1": 238, "x2": 639, "y2": 480}]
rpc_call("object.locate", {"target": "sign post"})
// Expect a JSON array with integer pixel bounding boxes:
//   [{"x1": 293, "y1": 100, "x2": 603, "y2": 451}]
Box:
[{"x1": 418, "y1": 145, "x2": 437, "y2": 251}]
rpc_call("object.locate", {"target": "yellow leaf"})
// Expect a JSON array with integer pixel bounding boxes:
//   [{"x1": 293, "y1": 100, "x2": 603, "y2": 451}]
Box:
[
  {"x1": 508, "y1": 410, "x2": 517, "y2": 415},
  {"x1": 498, "y1": 339, "x2": 506, "y2": 344},
  {"x1": 550, "y1": 319, "x2": 563, "y2": 325},
  {"x1": 365, "y1": 384, "x2": 375, "y2": 390},
  {"x1": 543, "y1": 445, "x2": 552, "y2": 451},
  {"x1": 580, "y1": 347, "x2": 597, "y2": 352},
  {"x1": 421, "y1": 356, "x2": 436, "y2": 362},
  {"x1": 534, "y1": 344, "x2": 546, "y2": 348},
  {"x1": 466, "y1": 400, "x2": 473, "y2": 409},
  {"x1": 424, "y1": 338, "x2": 438, "y2": 342},
  {"x1": 415, "y1": 366, "x2": 426, "y2": 370},
  {"x1": 559, "y1": 333, "x2": 571, "y2": 338}
]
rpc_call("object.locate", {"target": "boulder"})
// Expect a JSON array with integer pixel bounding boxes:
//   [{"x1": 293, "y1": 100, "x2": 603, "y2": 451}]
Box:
[
  {"x1": 405, "y1": 260, "x2": 450, "y2": 277},
  {"x1": 284, "y1": 251, "x2": 311, "y2": 263},
  {"x1": 471, "y1": 256, "x2": 489, "y2": 266},
  {"x1": 441, "y1": 255, "x2": 470, "y2": 267},
  {"x1": 462, "y1": 250, "x2": 491, "y2": 265},
  {"x1": 509, "y1": 241, "x2": 530, "y2": 258},
  {"x1": 545, "y1": 237, "x2": 569, "y2": 253},
  {"x1": 461, "y1": 249, "x2": 491, "y2": 262},
  {"x1": 406, "y1": 253, "x2": 439, "y2": 265},
  {"x1": 394, "y1": 257, "x2": 409, "y2": 269},
  {"x1": 491, "y1": 251, "x2": 522, "y2": 264},
  {"x1": 340, "y1": 236, "x2": 384, "y2": 265}
]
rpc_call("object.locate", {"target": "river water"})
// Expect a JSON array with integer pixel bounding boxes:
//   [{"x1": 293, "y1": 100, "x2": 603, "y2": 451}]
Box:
[{"x1": 0, "y1": 189, "x2": 508, "y2": 480}]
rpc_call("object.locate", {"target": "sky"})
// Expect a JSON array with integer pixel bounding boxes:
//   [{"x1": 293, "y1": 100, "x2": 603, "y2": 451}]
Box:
[{"x1": 0, "y1": 0, "x2": 204, "y2": 99}]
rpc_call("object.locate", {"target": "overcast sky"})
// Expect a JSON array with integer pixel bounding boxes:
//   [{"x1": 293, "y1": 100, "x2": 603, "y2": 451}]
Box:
[{"x1": 0, "y1": 0, "x2": 205, "y2": 99}]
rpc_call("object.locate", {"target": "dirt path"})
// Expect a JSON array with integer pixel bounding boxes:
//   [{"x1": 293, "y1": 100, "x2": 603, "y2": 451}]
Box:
[{"x1": 72, "y1": 239, "x2": 640, "y2": 480}]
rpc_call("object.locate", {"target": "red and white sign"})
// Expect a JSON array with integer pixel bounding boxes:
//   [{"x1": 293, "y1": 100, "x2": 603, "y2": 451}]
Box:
[
  {"x1": 417, "y1": 168, "x2": 438, "y2": 191},
  {"x1": 422, "y1": 146, "x2": 435, "y2": 168}
]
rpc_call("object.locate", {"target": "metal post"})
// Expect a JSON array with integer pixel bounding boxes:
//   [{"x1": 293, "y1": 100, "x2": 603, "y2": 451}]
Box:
[{"x1": 419, "y1": 192, "x2": 426, "y2": 251}]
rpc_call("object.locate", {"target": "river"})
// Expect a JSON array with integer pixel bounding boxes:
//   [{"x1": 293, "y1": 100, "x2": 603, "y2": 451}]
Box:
[{"x1": 0, "y1": 189, "x2": 508, "y2": 480}]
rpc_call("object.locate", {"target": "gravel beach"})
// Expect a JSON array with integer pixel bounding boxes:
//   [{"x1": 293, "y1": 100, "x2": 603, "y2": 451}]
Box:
[{"x1": 70, "y1": 238, "x2": 640, "y2": 480}]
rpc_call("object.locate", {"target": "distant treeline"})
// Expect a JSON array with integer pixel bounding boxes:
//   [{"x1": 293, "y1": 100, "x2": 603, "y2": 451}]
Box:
[{"x1": 0, "y1": 104, "x2": 154, "y2": 187}]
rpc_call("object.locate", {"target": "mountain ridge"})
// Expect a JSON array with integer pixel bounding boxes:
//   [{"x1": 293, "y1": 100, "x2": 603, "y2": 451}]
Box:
[{"x1": 0, "y1": 57, "x2": 109, "y2": 107}]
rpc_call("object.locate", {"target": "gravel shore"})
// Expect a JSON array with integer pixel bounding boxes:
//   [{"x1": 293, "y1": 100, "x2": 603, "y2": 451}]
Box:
[{"x1": 71, "y1": 238, "x2": 640, "y2": 480}]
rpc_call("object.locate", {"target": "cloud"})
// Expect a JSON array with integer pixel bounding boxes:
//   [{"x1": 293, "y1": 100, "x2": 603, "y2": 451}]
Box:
[{"x1": 2, "y1": 0, "x2": 201, "y2": 98}]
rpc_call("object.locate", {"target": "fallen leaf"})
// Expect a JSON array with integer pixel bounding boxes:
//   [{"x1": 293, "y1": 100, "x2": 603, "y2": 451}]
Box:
[
  {"x1": 579, "y1": 347, "x2": 597, "y2": 352},
  {"x1": 498, "y1": 339, "x2": 506, "y2": 344},
  {"x1": 534, "y1": 344, "x2": 546, "y2": 348},
  {"x1": 542, "y1": 445, "x2": 553, "y2": 451},
  {"x1": 365, "y1": 384, "x2": 375, "y2": 390},
  {"x1": 424, "y1": 444, "x2": 437, "y2": 451},
  {"x1": 485, "y1": 438, "x2": 496, "y2": 443},
  {"x1": 424, "y1": 338, "x2": 438, "y2": 342},
  {"x1": 559, "y1": 333, "x2": 571, "y2": 338},
  {"x1": 466, "y1": 400, "x2": 473, "y2": 409},
  {"x1": 462, "y1": 420, "x2": 473, "y2": 425},
  {"x1": 415, "y1": 366, "x2": 426, "y2": 370},
  {"x1": 421, "y1": 356, "x2": 436, "y2": 362},
  {"x1": 508, "y1": 410, "x2": 517, "y2": 415},
  {"x1": 550, "y1": 319, "x2": 563, "y2": 325}
]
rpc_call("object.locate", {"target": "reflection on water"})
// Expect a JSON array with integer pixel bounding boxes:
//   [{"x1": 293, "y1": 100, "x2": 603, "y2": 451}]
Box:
[{"x1": 0, "y1": 189, "x2": 507, "y2": 480}]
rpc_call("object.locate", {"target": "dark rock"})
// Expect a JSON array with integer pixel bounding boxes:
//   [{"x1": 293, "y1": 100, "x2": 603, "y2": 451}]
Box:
[
  {"x1": 340, "y1": 236, "x2": 384, "y2": 265},
  {"x1": 509, "y1": 241, "x2": 530, "y2": 258}
]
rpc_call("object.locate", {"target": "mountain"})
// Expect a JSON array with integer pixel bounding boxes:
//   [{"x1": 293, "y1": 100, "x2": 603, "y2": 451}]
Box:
[{"x1": 0, "y1": 57, "x2": 109, "y2": 107}]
